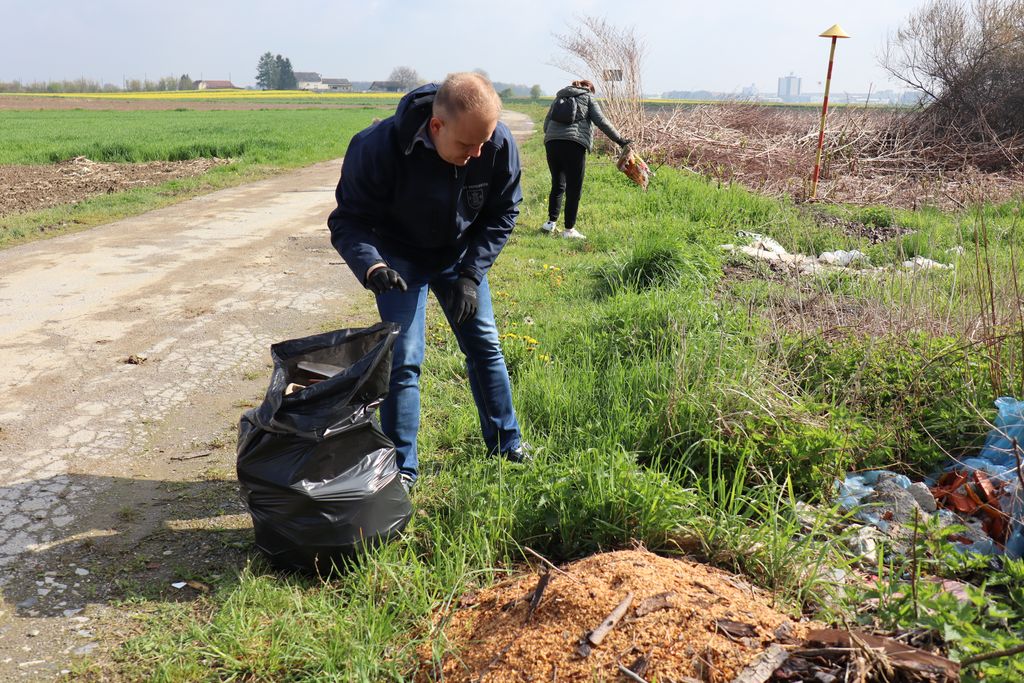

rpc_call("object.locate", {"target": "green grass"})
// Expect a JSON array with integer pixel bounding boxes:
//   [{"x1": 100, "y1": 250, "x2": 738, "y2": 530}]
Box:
[
  {"x1": 89, "y1": 108, "x2": 1024, "y2": 681},
  {"x1": 0, "y1": 107, "x2": 388, "y2": 248},
  {"x1": 0, "y1": 109, "x2": 387, "y2": 165}
]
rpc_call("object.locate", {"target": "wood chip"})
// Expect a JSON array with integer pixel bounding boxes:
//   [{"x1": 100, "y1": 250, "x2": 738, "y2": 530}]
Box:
[
  {"x1": 525, "y1": 570, "x2": 551, "y2": 624},
  {"x1": 635, "y1": 591, "x2": 676, "y2": 617},
  {"x1": 586, "y1": 592, "x2": 634, "y2": 646},
  {"x1": 727, "y1": 644, "x2": 789, "y2": 683},
  {"x1": 716, "y1": 619, "x2": 758, "y2": 642}
]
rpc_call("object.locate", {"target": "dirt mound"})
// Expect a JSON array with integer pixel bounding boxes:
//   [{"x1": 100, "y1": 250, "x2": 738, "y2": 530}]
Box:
[
  {"x1": 425, "y1": 549, "x2": 813, "y2": 682},
  {"x1": 0, "y1": 156, "x2": 230, "y2": 217}
]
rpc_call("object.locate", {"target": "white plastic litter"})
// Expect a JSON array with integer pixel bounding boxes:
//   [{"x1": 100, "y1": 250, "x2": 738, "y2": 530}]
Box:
[
  {"x1": 903, "y1": 256, "x2": 952, "y2": 270},
  {"x1": 723, "y1": 232, "x2": 954, "y2": 276},
  {"x1": 818, "y1": 250, "x2": 868, "y2": 267}
]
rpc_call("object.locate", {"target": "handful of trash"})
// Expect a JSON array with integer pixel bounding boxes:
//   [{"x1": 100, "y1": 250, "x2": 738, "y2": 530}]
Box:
[{"x1": 617, "y1": 147, "x2": 651, "y2": 190}]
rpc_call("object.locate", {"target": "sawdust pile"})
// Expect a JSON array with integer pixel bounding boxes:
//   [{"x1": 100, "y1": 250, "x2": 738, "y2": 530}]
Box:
[
  {"x1": 423, "y1": 549, "x2": 815, "y2": 682},
  {"x1": 0, "y1": 156, "x2": 230, "y2": 216}
]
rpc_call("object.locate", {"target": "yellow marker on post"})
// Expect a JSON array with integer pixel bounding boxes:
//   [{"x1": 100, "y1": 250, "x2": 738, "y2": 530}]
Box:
[{"x1": 811, "y1": 23, "x2": 850, "y2": 200}]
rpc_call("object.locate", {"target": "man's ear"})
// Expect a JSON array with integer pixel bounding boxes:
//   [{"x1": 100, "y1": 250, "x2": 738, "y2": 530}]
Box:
[{"x1": 428, "y1": 116, "x2": 444, "y2": 136}]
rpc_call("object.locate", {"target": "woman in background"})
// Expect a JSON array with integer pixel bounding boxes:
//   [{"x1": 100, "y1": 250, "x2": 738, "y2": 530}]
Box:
[{"x1": 541, "y1": 79, "x2": 631, "y2": 240}]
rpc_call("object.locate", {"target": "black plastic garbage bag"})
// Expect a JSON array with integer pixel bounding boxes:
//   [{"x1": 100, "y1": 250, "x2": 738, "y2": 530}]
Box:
[{"x1": 237, "y1": 322, "x2": 411, "y2": 573}]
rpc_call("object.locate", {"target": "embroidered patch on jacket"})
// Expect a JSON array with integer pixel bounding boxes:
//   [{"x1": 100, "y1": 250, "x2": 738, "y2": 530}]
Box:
[{"x1": 465, "y1": 183, "x2": 488, "y2": 211}]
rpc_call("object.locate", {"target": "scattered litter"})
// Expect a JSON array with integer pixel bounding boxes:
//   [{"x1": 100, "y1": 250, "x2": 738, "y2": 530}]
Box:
[
  {"x1": 818, "y1": 249, "x2": 868, "y2": 267},
  {"x1": 903, "y1": 256, "x2": 952, "y2": 270},
  {"x1": 74, "y1": 568, "x2": 89, "y2": 576},
  {"x1": 124, "y1": 354, "x2": 148, "y2": 365},
  {"x1": 722, "y1": 232, "x2": 961, "y2": 277},
  {"x1": 837, "y1": 397, "x2": 1024, "y2": 558},
  {"x1": 908, "y1": 481, "x2": 938, "y2": 512},
  {"x1": 170, "y1": 581, "x2": 187, "y2": 589}
]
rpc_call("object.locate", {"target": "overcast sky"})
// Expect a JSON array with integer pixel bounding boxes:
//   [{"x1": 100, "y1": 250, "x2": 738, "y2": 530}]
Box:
[{"x1": 2, "y1": 0, "x2": 926, "y2": 95}]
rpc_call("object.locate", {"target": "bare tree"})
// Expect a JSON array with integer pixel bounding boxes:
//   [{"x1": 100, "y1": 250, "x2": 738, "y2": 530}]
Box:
[
  {"x1": 882, "y1": 0, "x2": 1024, "y2": 139},
  {"x1": 389, "y1": 66, "x2": 422, "y2": 91},
  {"x1": 553, "y1": 16, "x2": 646, "y2": 144}
]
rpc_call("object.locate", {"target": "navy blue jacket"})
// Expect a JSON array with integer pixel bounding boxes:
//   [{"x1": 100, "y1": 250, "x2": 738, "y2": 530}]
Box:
[{"x1": 328, "y1": 84, "x2": 522, "y2": 285}]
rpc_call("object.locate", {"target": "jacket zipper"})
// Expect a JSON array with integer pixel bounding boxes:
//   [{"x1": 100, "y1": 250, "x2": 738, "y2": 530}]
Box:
[{"x1": 451, "y1": 165, "x2": 460, "y2": 240}]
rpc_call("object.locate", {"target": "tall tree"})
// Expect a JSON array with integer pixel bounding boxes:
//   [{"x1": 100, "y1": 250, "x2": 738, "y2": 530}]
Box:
[
  {"x1": 530, "y1": 84, "x2": 542, "y2": 99},
  {"x1": 178, "y1": 74, "x2": 194, "y2": 91},
  {"x1": 275, "y1": 55, "x2": 297, "y2": 90},
  {"x1": 388, "y1": 66, "x2": 421, "y2": 91},
  {"x1": 256, "y1": 52, "x2": 275, "y2": 90}
]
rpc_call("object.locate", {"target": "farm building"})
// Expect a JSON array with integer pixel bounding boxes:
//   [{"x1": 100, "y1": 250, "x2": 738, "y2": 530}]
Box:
[
  {"x1": 294, "y1": 72, "x2": 322, "y2": 90},
  {"x1": 195, "y1": 80, "x2": 237, "y2": 90},
  {"x1": 295, "y1": 73, "x2": 354, "y2": 92},
  {"x1": 322, "y1": 78, "x2": 352, "y2": 92},
  {"x1": 369, "y1": 81, "x2": 403, "y2": 93}
]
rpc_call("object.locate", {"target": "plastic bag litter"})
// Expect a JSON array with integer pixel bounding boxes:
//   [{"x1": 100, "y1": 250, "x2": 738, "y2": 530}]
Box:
[
  {"x1": 836, "y1": 471, "x2": 912, "y2": 532},
  {"x1": 836, "y1": 398, "x2": 1024, "y2": 558},
  {"x1": 237, "y1": 323, "x2": 412, "y2": 573},
  {"x1": 818, "y1": 249, "x2": 868, "y2": 267},
  {"x1": 616, "y1": 147, "x2": 651, "y2": 190},
  {"x1": 972, "y1": 397, "x2": 1024, "y2": 557}
]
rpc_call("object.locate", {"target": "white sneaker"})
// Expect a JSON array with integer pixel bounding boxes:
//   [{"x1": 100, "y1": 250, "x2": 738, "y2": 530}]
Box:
[
  {"x1": 561, "y1": 228, "x2": 586, "y2": 240},
  {"x1": 541, "y1": 221, "x2": 557, "y2": 233}
]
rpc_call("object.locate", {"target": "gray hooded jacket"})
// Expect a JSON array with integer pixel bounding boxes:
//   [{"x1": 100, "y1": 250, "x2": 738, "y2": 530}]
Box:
[{"x1": 543, "y1": 86, "x2": 629, "y2": 152}]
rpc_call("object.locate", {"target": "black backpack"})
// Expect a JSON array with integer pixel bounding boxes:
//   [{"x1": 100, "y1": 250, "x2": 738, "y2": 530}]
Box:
[{"x1": 550, "y1": 93, "x2": 585, "y2": 124}]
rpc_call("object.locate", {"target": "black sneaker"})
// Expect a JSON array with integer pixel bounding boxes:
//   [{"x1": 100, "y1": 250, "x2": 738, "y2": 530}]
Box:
[{"x1": 499, "y1": 443, "x2": 534, "y2": 463}]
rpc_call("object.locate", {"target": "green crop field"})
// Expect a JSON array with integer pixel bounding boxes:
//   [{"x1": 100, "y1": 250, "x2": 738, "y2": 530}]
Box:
[
  {"x1": 76, "y1": 109, "x2": 1024, "y2": 682},
  {"x1": 0, "y1": 108, "x2": 387, "y2": 165},
  {"x1": 0, "y1": 106, "x2": 390, "y2": 247},
  {"x1": 1, "y1": 88, "x2": 404, "y2": 107}
]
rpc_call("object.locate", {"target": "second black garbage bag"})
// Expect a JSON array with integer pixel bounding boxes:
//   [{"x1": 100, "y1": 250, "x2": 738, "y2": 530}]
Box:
[{"x1": 237, "y1": 322, "x2": 411, "y2": 573}]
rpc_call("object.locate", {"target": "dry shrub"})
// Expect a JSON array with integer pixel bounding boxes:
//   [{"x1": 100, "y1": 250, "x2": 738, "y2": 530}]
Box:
[
  {"x1": 553, "y1": 16, "x2": 645, "y2": 142},
  {"x1": 647, "y1": 102, "x2": 1024, "y2": 209}
]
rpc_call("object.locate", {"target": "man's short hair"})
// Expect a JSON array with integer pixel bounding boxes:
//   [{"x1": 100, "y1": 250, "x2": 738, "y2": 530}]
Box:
[{"x1": 433, "y1": 72, "x2": 502, "y2": 121}]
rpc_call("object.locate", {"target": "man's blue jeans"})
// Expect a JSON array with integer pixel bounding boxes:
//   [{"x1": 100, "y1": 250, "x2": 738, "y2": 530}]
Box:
[{"x1": 375, "y1": 255, "x2": 521, "y2": 482}]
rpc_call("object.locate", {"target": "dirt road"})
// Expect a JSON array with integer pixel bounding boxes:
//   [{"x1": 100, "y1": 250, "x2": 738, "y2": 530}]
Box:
[{"x1": 0, "y1": 110, "x2": 533, "y2": 679}]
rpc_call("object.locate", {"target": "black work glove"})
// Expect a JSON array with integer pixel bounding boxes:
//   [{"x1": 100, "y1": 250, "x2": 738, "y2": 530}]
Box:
[
  {"x1": 367, "y1": 267, "x2": 408, "y2": 295},
  {"x1": 447, "y1": 277, "x2": 479, "y2": 325}
]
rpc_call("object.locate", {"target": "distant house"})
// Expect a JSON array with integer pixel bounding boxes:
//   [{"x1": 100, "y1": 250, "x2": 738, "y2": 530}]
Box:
[
  {"x1": 295, "y1": 72, "x2": 353, "y2": 92},
  {"x1": 195, "y1": 80, "x2": 237, "y2": 90},
  {"x1": 369, "y1": 81, "x2": 403, "y2": 93},
  {"x1": 294, "y1": 72, "x2": 322, "y2": 90},
  {"x1": 322, "y1": 78, "x2": 352, "y2": 92}
]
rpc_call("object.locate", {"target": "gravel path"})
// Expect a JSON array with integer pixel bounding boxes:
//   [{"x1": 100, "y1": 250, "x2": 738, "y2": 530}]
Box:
[{"x1": 0, "y1": 109, "x2": 533, "y2": 679}]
